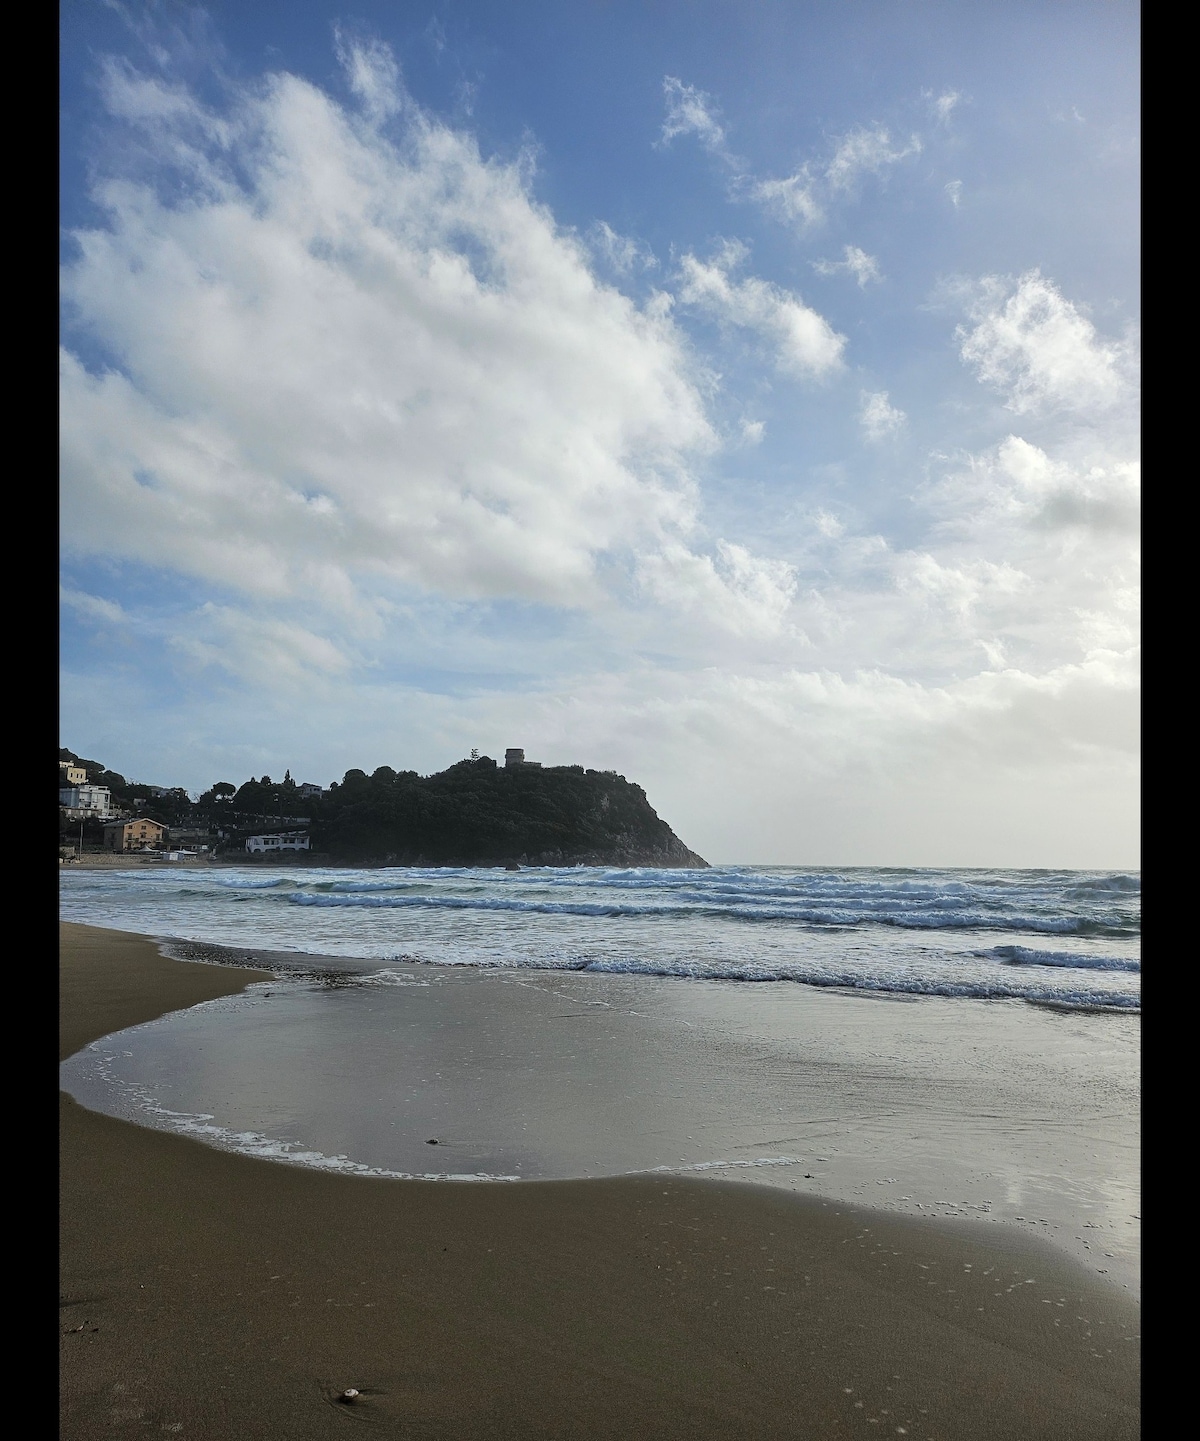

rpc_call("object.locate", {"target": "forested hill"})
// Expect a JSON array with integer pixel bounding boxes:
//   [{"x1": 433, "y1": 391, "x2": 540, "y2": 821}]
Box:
[
  {"x1": 60, "y1": 748, "x2": 708, "y2": 868},
  {"x1": 315, "y1": 758, "x2": 708, "y2": 868}
]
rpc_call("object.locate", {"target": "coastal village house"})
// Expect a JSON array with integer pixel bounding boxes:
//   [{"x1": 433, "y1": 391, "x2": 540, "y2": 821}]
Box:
[
  {"x1": 104, "y1": 817, "x2": 167, "y2": 852},
  {"x1": 246, "y1": 832, "x2": 311, "y2": 855},
  {"x1": 60, "y1": 784, "x2": 118, "y2": 819},
  {"x1": 59, "y1": 761, "x2": 87, "y2": 785}
]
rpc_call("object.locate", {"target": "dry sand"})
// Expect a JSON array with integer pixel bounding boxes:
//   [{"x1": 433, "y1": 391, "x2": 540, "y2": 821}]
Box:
[{"x1": 60, "y1": 922, "x2": 1139, "y2": 1439}]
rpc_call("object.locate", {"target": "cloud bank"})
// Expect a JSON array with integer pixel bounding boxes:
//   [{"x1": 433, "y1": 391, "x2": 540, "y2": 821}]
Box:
[{"x1": 62, "y1": 44, "x2": 794, "y2": 633}]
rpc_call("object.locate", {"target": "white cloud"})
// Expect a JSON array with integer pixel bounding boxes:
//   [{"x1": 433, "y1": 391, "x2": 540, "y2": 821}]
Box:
[
  {"x1": 588, "y1": 220, "x2": 658, "y2": 274},
  {"x1": 957, "y1": 271, "x2": 1131, "y2": 414},
  {"x1": 172, "y1": 605, "x2": 354, "y2": 689},
  {"x1": 858, "y1": 390, "x2": 906, "y2": 441},
  {"x1": 906, "y1": 426, "x2": 1138, "y2": 684},
  {"x1": 424, "y1": 16, "x2": 447, "y2": 56},
  {"x1": 992, "y1": 436, "x2": 1140, "y2": 533},
  {"x1": 658, "y1": 78, "x2": 932, "y2": 245},
  {"x1": 825, "y1": 125, "x2": 921, "y2": 192},
  {"x1": 930, "y1": 89, "x2": 962, "y2": 124},
  {"x1": 739, "y1": 418, "x2": 765, "y2": 446},
  {"x1": 637, "y1": 540, "x2": 799, "y2": 638},
  {"x1": 60, "y1": 586, "x2": 128, "y2": 626},
  {"x1": 977, "y1": 637, "x2": 1007, "y2": 670},
  {"x1": 813, "y1": 245, "x2": 882, "y2": 287},
  {"x1": 333, "y1": 28, "x2": 403, "y2": 123},
  {"x1": 676, "y1": 244, "x2": 845, "y2": 378},
  {"x1": 749, "y1": 171, "x2": 824, "y2": 230},
  {"x1": 746, "y1": 129, "x2": 919, "y2": 233},
  {"x1": 923, "y1": 434, "x2": 1140, "y2": 547},
  {"x1": 1072, "y1": 603, "x2": 1137, "y2": 655},
  {"x1": 945, "y1": 179, "x2": 963, "y2": 207},
  {"x1": 894, "y1": 553, "x2": 1028, "y2": 619},
  {"x1": 812, "y1": 509, "x2": 844, "y2": 539},
  {"x1": 659, "y1": 76, "x2": 727, "y2": 153},
  {"x1": 61, "y1": 48, "x2": 728, "y2": 617}
]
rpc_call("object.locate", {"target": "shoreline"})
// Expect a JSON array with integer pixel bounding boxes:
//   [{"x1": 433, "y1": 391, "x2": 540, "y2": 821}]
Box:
[
  {"x1": 61, "y1": 922, "x2": 1138, "y2": 1438},
  {"x1": 64, "y1": 930, "x2": 1141, "y2": 1292}
]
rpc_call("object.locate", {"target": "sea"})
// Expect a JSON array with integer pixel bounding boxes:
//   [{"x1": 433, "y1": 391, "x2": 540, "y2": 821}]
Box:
[
  {"x1": 60, "y1": 863, "x2": 1141, "y2": 1291},
  {"x1": 59, "y1": 863, "x2": 1139, "y2": 1008}
]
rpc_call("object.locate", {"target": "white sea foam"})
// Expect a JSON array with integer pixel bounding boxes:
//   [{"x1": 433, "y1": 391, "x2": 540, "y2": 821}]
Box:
[
  {"x1": 635, "y1": 1156, "x2": 806, "y2": 1174},
  {"x1": 980, "y1": 945, "x2": 1139, "y2": 972}
]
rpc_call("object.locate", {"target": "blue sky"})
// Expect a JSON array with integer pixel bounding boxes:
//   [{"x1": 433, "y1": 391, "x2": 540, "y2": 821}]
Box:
[{"x1": 60, "y1": 1, "x2": 1139, "y2": 865}]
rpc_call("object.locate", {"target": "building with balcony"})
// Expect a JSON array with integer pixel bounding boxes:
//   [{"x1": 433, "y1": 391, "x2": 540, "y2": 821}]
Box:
[
  {"x1": 60, "y1": 784, "x2": 118, "y2": 818},
  {"x1": 245, "y1": 832, "x2": 311, "y2": 855}
]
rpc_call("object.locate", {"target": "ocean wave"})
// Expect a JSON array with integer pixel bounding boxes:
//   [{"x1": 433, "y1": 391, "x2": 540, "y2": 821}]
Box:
[
  {"x1": 304, "y1": 877, "x2": 457, "y2": 893},
  {"x1": 980, "y1": 945, "x2": 1140, "y2": 972},
  {"x1": 507, "y1": 871, "x2": 1099, "y2": 906},
  {"x1": 247, "y1": 864, "x2": 1139, "y2": 905},
  {"x1": 348, "y1": 946, "x2": 1137, "y2": 1009},
  {"x1": 566, "y1": 954, "x2": 1138, "y2": 1008},
  {"x1": 1065, "y1": 874, "x2": 1141, "y2": 896},
  {"x1": 283, "y1": 888, "x2": 1136, "y2": 935},
  {"x1": 214, "y1": 876, "x2": 297, "y2": 890}
]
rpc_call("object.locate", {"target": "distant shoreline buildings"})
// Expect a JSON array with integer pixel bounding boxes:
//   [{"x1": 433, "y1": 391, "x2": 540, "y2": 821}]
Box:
[{"x1": 58, "y1": 744, "x2": 707, "y2": 867}]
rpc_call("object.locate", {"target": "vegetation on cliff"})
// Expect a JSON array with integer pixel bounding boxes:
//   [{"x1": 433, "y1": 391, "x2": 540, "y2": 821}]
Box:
[
  {"x1": 313, "y1": 758, "x2": 706, "y2": 867},
  {"x1": 59, "y1": 749, "x2": 708, "y2": 868}
]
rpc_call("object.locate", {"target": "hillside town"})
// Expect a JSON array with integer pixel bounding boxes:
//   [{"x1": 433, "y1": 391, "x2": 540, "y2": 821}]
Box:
[{"x1": 59, "y1": 749, "x2": 323, "y2": 864}]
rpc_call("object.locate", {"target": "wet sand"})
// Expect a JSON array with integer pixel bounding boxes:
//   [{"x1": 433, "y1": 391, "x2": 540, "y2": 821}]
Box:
[{"x1": 60, "y1": 922, "x2": 1139, "y2": 1438}]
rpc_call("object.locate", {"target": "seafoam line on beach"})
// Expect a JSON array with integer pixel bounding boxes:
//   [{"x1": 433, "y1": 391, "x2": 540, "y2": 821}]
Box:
[
  {"x1": 73, "y1": 1044, "x2": 521, "y2": 1182},
  {"x1": 631, "y1": 1155, "x2": 807, "y2": 1175}
]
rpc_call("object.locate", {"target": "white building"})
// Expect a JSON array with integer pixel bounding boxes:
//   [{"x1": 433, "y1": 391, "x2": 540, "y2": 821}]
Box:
[
  {"x1": 59, "y1": 784, "x2": 118, "y2": 818},
  {"x1": 296, "y1": 782, "x2": 325, "y2": 798},
  {"x1": 245, "y1": 832, "x2": 311, "y2": 855}
]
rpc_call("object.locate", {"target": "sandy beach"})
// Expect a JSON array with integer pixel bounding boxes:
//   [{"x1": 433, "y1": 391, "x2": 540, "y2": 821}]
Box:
[{"x1": 60, "y1": 922, "x2": 1139, "y2": 1439}]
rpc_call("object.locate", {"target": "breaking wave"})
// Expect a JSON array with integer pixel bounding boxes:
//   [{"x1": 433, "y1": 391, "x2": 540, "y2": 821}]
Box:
[{"x1": 59, "y1": 862, "x2": 1139, "y2": 1012}]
